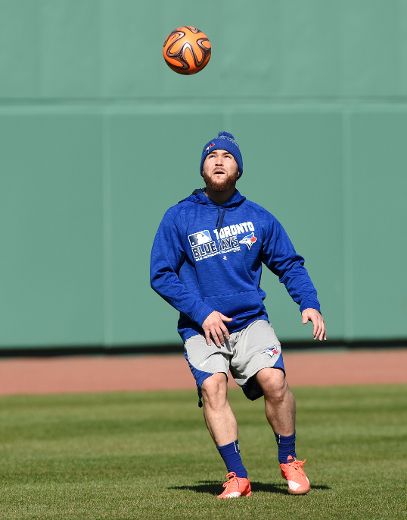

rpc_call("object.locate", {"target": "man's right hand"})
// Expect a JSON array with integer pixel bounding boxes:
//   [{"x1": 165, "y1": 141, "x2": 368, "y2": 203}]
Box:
[{"x1": 202, "y1": 311, "x2": 233, "y2": 347}]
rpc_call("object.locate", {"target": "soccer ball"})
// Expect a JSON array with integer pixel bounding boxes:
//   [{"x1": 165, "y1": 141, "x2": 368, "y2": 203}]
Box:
[{"x1": 162, "y1": 26, "x2": 211, "y2": 75}]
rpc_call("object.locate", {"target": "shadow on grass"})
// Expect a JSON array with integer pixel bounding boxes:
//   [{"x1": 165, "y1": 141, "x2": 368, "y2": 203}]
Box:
[{"x1": 169, "y1": 481, "x2": 331, "y2": 496}]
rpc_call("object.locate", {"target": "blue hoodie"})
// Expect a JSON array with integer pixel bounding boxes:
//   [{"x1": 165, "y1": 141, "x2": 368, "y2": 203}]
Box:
[{"x1": 150, "y1": 188, "x2": 320, "y2": 342}]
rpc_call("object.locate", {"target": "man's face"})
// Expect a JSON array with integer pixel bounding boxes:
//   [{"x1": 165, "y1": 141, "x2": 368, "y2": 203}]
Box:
[{"x1": 202, "y1": 149, "x2": 239, "y2": 192}]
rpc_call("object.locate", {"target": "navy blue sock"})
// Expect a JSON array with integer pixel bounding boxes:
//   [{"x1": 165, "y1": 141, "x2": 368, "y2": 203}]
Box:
[
  {"x1": 217, "y1": 440, "x2": 248, "y2": 478},
  {"x1": 275, "y1": 432, "x2": 296, "y2": 463}
]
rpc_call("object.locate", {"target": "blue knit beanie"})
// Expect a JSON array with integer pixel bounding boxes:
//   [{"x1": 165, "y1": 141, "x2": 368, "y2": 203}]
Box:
[{"x1": 200, "y1": 131, "x2": 243, "y2": 177}]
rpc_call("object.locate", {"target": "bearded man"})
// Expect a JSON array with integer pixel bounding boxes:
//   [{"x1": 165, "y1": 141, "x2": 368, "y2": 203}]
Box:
[{"x1": 150, "y1": 131, "x2": 326, "y2": 498}]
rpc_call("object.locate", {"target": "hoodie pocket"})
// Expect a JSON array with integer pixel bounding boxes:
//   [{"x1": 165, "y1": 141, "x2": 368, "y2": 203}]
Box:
[{"x1": 202, "y1": 290, "x2": 265, "y2": 319}]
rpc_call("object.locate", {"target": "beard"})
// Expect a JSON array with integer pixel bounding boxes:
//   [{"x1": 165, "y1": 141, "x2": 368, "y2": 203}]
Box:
[{"x1": 202, "y1": 171, "x2": 238, "y2": 192}]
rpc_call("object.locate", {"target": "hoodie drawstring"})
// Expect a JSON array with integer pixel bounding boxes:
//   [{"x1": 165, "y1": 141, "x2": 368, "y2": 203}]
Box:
[{"x1": 216, "y1": 208, "x2": 226, "y2": 233}]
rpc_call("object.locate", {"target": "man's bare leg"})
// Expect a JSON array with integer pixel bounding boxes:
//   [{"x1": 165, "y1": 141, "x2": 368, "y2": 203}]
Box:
[
  {"x1": 256, "y1": 367, "x2": 296, "y2": 435},
  {"x1": 201, "y1": 373, "x2": 237, "y2": 445},
  {"x1": 256, "y1": 367, "x2": 310, "y2": 494},
  {"x1": 200, "y1": 373, "x2": 250, "y2": 495}
]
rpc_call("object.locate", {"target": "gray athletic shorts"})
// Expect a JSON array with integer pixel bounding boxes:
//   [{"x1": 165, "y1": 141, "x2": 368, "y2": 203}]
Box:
[{"x1": 183, "y1": 319, "x2": 285, "y2": 406}]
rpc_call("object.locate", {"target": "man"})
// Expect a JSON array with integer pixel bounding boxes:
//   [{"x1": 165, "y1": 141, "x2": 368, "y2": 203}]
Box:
[{"x1": 150, "y1": 131, "x2": 326, "y2": 499}]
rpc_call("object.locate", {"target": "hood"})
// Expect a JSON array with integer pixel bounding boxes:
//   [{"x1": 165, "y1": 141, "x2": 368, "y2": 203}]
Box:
[
  {"x1": 179, "y1": 188, "x2": 246, "y2": 208},
  {"x1": 179, "y1": 188, "x2": 246, "y2": 233}
]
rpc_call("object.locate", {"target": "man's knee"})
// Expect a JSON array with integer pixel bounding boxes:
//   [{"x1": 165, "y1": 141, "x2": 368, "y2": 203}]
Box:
[
  {"x1": 201, "y1": 372, "x2": 228, "y2": 408},
  {"x1": 256, "y1": 368, "x2": 288, "y2": 402}
]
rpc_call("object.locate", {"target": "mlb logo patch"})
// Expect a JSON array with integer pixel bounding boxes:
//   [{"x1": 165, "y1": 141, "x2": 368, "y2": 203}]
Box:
[{"x1": 188, "y1": 230, "x2": 212, "y2": 247}]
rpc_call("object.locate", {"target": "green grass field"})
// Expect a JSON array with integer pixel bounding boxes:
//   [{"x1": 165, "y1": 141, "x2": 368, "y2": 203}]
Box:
[{"x1": 1, "y1": 385, "x2": 406, "y2": 520}]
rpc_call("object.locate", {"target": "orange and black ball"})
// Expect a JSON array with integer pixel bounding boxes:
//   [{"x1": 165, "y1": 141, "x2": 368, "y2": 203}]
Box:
[{"x1": 162, "y1": 26, "x2": 211, "y2": 75}]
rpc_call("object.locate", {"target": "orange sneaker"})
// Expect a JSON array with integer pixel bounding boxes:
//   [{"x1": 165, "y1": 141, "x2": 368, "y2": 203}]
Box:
[
  {"x1": 279, "y1": 456, "x2": 311, "y2": 495},
  {"x1": 217, "y1": 472, "x2": 252, "y2": 499}
]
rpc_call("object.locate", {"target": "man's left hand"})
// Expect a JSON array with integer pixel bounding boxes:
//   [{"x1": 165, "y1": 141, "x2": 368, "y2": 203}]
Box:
[{"x1": 301, "y1": 308, "x2": 327, "y2": 341}]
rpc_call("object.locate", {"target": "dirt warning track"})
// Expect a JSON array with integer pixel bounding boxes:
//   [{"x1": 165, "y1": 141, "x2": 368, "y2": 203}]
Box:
[{"x1": 0, "y1": 349, "x2": 406, "y2": 396}]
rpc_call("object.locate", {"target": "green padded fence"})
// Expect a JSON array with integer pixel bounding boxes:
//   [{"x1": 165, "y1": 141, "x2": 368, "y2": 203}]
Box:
[{"x1": 0, "y1": 0, "x2": 406, "y2": 348}]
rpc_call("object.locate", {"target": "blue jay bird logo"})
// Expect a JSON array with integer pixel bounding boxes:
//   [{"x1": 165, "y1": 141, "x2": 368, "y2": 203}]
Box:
[{"x1": 239, "y1": 232, "x2": 257, "y2": 250}]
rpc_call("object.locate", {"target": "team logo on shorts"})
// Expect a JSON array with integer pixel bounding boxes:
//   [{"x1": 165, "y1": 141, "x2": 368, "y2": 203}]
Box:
[
  {"x1": 265, "y1": 347, "x2": 280, "y2": 357},
  {"x1": 239, "y1": 231, "x2": 257, "y2": 250}
]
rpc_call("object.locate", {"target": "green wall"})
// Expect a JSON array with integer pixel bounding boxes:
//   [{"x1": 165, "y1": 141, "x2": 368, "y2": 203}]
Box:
[{"x1": 0, "y1": 0, "x2": 406, "y2": 348}]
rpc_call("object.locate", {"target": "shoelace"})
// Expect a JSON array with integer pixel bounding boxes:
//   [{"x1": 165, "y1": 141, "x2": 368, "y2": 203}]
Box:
[
  {"x1": 222, "y1": 472, "x2": 238, "y2": 488},
  {"x1": 284, "y1": 459, "x2": 307, "y2": 478}
]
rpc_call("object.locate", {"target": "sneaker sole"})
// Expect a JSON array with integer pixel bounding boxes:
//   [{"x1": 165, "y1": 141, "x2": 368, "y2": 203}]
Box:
[
  {"x1": 217, "y1": 491, "x2": 252, "y2": 499},
  {"x1": 287, "y1": 486, "x2": 310, "y2": 495}
]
